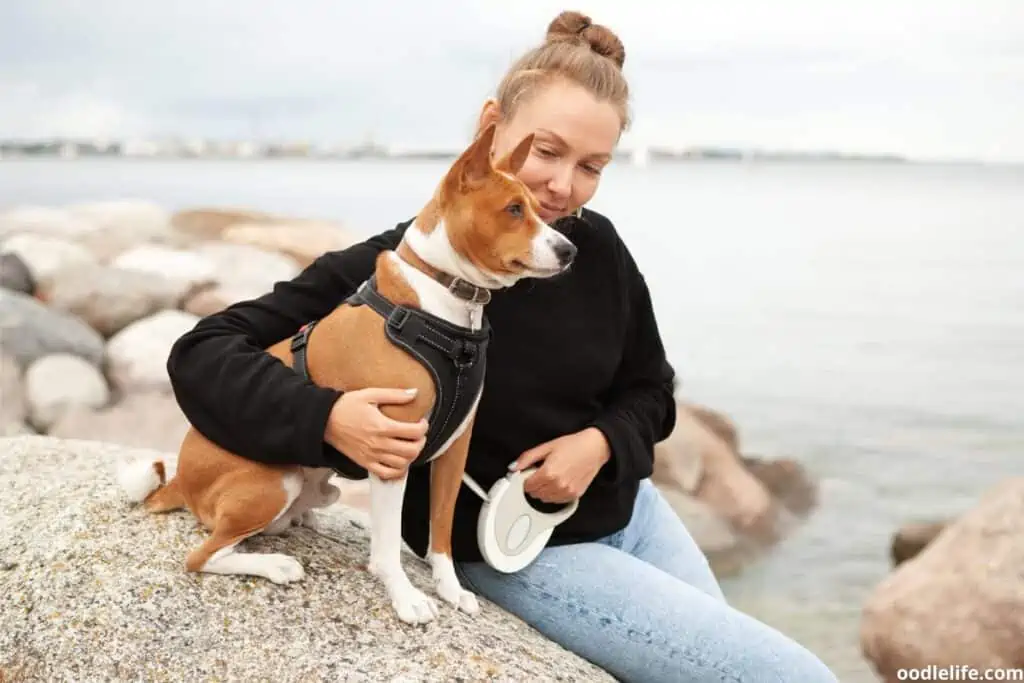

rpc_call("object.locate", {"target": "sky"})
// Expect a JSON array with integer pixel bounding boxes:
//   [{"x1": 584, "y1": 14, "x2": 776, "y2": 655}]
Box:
[{"x1": 1, "y1": 0, "x2": 1023, "y2": 163}]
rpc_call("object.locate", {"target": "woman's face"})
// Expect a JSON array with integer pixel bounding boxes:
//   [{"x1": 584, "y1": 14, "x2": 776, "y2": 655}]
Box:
[{"x1": 482, "y1": 80, "x2": 622, "y2": 223}]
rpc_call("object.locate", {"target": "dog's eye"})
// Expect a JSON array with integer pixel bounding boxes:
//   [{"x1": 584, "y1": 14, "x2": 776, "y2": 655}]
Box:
[{"x1": 506, "y1": 202, "x2": 523, "y2": 217}]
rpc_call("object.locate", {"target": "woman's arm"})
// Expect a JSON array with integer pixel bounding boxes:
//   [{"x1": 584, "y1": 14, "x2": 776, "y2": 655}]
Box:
[
  {"x1": 588, "y1": 242, "x2": 678, "y2": 485},
  {"x1": 166, "y1": 223, "x2": 409, "y2": 470}
]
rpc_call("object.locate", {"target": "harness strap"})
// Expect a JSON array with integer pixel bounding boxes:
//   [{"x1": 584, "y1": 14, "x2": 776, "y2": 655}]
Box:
[
  {"x1": 290, "y1": 320, "x2": 318, "y2": 381},
  {"x1": 345, "y1": 275, "x2": 491, "y2": 463},
  {"x1": 345, "y1": 276, "x2": 491, "y2": 368},
  {"x1": 289, "y1": 275, "x2": 490, "y2": 470}
]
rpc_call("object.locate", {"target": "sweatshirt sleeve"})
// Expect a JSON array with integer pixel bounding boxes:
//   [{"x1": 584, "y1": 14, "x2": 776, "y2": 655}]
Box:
[
  {"x1": 588, "y1": 241, "x2": 678, "y2": 485},
  {"x1": 166, "y1": 223, "x2": 408, "y2": 470}
]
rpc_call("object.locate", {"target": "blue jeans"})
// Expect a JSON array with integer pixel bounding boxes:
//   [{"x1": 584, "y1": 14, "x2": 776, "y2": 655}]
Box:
[{"x1": 454, "y1": 479, "x2": 838, "y2": 683}]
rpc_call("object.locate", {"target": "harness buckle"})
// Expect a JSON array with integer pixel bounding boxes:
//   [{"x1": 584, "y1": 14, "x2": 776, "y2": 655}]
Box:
[
  {"x1": 290, "y1": 323, "x2": 310, "y2": 352},
  {"x1": 387, "y1": 307, "x2": 410, "y2": 331},
  {"x1": 453, "y1": 339, "x2": 478, "y2": 368}
]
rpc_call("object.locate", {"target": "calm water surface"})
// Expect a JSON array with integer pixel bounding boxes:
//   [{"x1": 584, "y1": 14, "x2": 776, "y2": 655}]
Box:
[{"x1": 4, "y1": 158, "x2": 1023, "y2": 680}]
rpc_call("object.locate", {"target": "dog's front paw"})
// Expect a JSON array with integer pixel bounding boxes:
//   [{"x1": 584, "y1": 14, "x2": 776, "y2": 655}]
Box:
[
  {"x1": 428, "y1": 551, "x2": 480, "y2": 615},
  {"x1": 262, "y1": 554, "x2": 305, "y2": 584},
  {"x1": 389, "y1": 583, "x2": 440, "y2": 624},
  {"x1": 436, "y1": 579, "x2": 480, "y2": 615}
]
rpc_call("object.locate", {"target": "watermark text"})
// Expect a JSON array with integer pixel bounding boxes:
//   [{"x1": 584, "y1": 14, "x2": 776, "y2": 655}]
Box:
[{"x1": 898, "y1": 667, "x2": 1024, "y2": 681}]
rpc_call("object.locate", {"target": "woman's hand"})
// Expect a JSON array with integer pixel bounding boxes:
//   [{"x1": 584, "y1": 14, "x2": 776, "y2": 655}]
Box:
[
  {"x1": 511, "y1": 427, "x2": 612, "y2": 504},
  {"x1": 325, "y1": 388, "x2": 429, "y2": 480}
]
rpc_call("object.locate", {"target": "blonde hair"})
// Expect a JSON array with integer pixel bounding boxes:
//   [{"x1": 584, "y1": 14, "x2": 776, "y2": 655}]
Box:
[{"x1": 495, "y1": 11, "x2": 630, "y2": 131}]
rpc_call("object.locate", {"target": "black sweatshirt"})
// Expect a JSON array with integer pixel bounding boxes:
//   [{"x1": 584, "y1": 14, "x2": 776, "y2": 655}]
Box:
[{"x1": 166, "y1": 208, "x2": 677, "y2": 563}]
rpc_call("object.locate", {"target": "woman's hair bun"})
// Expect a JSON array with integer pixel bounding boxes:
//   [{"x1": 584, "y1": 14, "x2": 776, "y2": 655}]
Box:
[{"x1": 545, "y1": 10, "x2": 626, "y2": 69}]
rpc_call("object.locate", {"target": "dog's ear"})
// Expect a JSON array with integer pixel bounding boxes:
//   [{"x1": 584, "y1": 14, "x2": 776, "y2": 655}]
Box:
[
  {"x1": 457, "y1": 123, "x2": 497, "y2": 187},
  {"x1": 496, "y1": 133, "x2": 534, "y2": 174}
]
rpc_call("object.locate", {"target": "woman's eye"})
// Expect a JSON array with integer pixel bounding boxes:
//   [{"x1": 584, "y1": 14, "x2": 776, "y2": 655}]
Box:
[{"x1": 506, "y1": 202, "x2": 523, "y2": 217}]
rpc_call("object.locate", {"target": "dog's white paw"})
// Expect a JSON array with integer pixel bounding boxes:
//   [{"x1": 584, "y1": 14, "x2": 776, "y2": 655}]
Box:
[
  {"x1": 436, "y1": 579, "x2": 480, "y2": 615},
  {"x1": 389, "y1": 582, "x2": 440, "y2": 624},
  {"x1": 262, "y1": 554, "x2": 305, "y2": 584}
]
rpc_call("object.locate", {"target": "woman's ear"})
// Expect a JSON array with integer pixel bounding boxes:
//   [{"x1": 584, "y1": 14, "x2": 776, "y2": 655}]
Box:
[{"x1": 476, "y1": 98, "x2": 502, "y2": 135}]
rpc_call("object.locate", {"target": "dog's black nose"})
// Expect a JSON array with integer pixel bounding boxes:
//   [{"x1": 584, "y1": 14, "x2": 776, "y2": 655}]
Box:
[{"x1": 555, "y1": 241, "x2": 577, "y2": 267}]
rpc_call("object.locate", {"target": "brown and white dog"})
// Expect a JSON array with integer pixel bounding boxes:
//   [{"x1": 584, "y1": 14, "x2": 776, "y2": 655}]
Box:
[{"x1": 115, "y1": 124, "x2": 577, "y2": 625}]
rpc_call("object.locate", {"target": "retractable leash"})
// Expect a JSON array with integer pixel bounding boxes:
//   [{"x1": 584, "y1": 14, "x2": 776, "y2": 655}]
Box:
[{"x1": 462, "y1": 468, "x2": 580, "y2": 573}]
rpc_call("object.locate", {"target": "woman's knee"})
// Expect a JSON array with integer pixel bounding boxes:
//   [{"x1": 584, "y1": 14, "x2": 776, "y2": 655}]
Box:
[
  {"x1": 455, "y1": 545, "x2": 837, "y2": 683},
  {"x1": 720, "y1": 616, "x2": 838, "y2": 683}
]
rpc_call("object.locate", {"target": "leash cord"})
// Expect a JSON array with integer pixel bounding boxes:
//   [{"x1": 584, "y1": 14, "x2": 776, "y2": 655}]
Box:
[{"x1": 461, "y1": 473, "x2": 490, "y2": 502}]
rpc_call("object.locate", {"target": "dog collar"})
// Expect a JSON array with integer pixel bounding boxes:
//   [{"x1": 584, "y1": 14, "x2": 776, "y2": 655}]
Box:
[
  {"x1": 396, "y1": 241, "x2": 492, "y2": 305},
  {"x1": 462, "y1": 469, "x2": 579, "y2": 573},
  {"x1": 432, "y1": 272, "x2": 492, "y2": 305}
]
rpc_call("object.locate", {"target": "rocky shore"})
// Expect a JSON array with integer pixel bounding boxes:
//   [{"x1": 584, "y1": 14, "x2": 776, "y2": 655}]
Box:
[
  {"x1": 0, "y1": 199, "x2": 820, "y2": 571},
  {"x1": 4, "y1": 199, "x2": 1018, "y2": 680}
]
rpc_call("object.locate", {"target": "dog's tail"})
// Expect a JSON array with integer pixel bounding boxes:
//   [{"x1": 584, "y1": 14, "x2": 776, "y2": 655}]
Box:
[{"x1": 115, "y1": 456, "x2": 185, "y2": 513}]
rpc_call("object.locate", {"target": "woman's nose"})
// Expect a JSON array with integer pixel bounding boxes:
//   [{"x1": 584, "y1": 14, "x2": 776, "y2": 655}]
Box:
[{"x1": 546, "y1": 163, "x2": 574, "y2": 201}]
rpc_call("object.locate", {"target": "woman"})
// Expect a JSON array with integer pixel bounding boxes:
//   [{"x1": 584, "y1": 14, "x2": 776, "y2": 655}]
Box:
[{"x1": 167, "y1": 11, "x2": 838, "y2": 683}]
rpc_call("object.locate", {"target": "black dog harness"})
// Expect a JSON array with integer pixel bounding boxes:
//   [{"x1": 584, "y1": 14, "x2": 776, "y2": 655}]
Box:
[{"x1": 290, "y1": 275, "x2": 491, "y2": 469}]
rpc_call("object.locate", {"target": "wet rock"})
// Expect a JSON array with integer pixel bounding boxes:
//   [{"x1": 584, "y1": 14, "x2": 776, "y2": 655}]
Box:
[
  {"x1": 655, "y1": 403, "x2": 773, "y2": 532},
  {"x1": 742, "y1": 455, "x2": 818, "y2": 516},
  {"x1": 889, "y1": 520, "x2": 949, "y2": 568},
  {"x1": 860, "y1": 478, "x2": 1024, "y2": 677}
]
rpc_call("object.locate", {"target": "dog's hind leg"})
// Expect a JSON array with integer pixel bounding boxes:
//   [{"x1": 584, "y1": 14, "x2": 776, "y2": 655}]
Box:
[
  {"x1": 145, "y1": 478, "x2": 186, "y2": 513},
  {"x1": 368, "y1": 472, "x2": 440, "y2": 624},
  {"x1": 184, "y1": 470, "x2": 306, "y2": 585}
]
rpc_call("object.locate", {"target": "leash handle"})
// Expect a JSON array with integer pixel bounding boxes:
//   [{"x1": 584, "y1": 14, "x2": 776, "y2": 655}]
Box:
[{"x1": 503, "y1": 467, "x2": 580, "y2": 524}]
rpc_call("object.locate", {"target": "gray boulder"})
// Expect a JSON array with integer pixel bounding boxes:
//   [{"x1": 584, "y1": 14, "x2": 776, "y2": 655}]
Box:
[
  {"x1": 0, "y1": 290, "x2": 105, "y2": 369},
  {"x1": 0, "y1": 252, "x2": 35, "y2": 296}
]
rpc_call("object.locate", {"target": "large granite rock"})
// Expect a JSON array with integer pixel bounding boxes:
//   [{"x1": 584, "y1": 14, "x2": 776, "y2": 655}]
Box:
[
  {"x1": 0, "y1": 233, "x2": 98, "y2": 289},
  {"x1": 23, "y1": 353, "x2": 110, "y2": 432},
  {"x1": 104, "y1": 309, "x2": 201, "y2": 394},
  {"x1": 860, "y1": 478, "x2": 1024, "y2": 679},
  {"x1": 66, "y1": 199, "x2": 177, "y2": 262},
  {"x1": 651, "y1": 401, "x2": 818, "y2": 575},
  {"x1": 0, "y1": 205, "x2": 95, "y2": 241},
  {"x1": 39, "y1": 263, "x2": 190, "y2": 338},
  {"x1": 0, "y1": 435, "x2": 614, "y2": 682},
  {"x1": 48, "y1": 391, "x2": 190, "y2": 454},
  {"x1": 222, "y1": 221, "x2": 358, "y2": 268}
]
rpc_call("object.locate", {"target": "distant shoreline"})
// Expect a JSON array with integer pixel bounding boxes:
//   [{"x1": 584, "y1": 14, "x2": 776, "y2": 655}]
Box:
[
  {"x1": 4, "y1": 138, "x2": 1021, "y2": 168},
  {"x1": 2, "y1": 155, "x2": 1018, "y2": 169}
]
